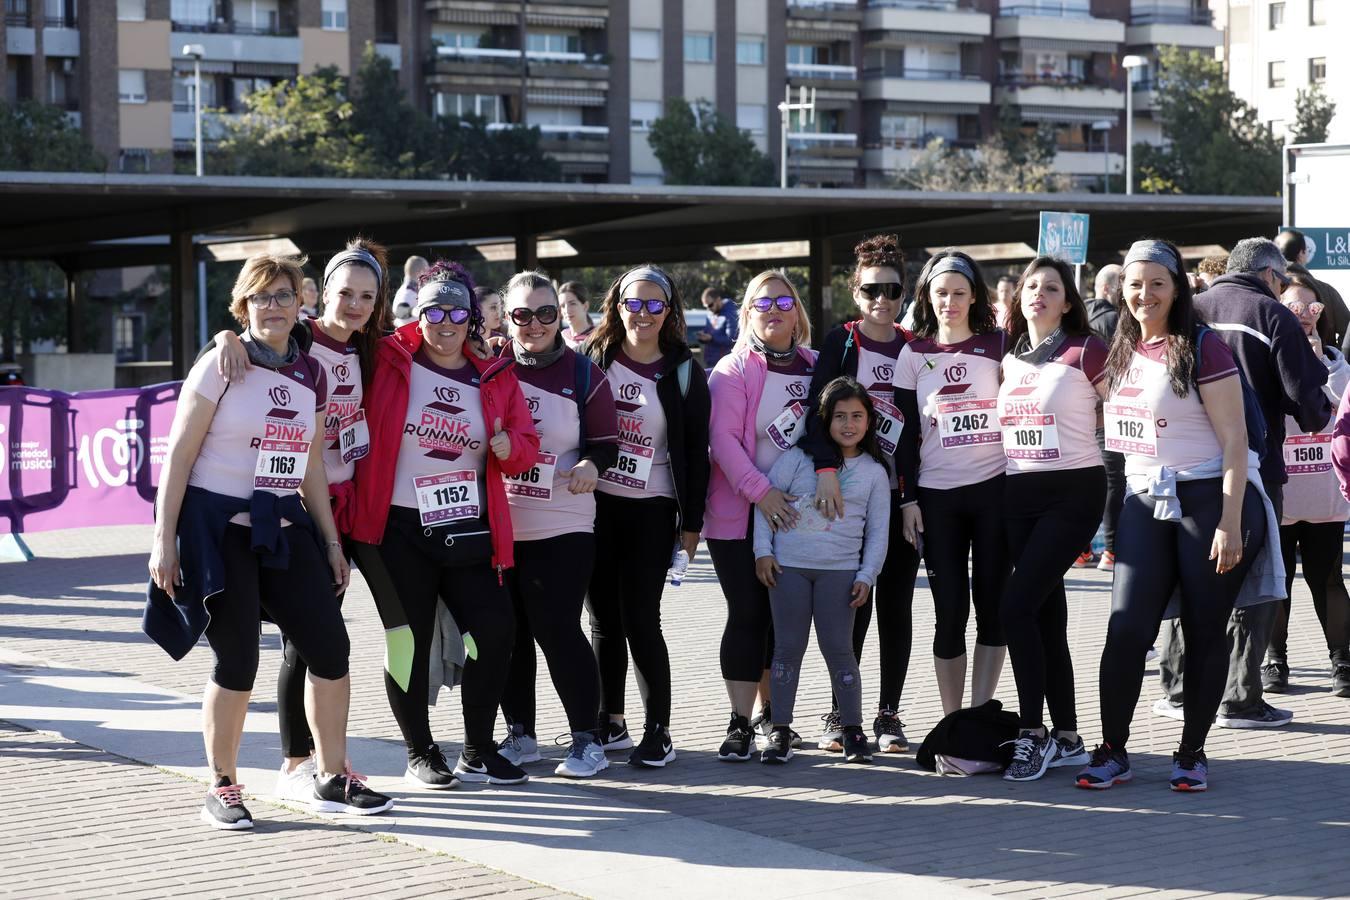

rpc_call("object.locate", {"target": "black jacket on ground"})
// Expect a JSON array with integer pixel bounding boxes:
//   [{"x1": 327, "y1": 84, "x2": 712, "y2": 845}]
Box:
[
  {"x1": 1194, "y1": 273, "x2": 1332, "y2": 484},
  {"x1": 590, "y1": 341, "x2": 711, "y2": 536}
]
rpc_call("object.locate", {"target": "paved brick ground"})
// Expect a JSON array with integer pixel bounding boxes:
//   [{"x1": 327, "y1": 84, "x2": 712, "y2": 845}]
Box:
[
  {"x1": 0, "y1": 722, "x2": 568, "y2": 899},
  {"x1": 4, "y1": 524, "x2": 1350, "y2": 898}
]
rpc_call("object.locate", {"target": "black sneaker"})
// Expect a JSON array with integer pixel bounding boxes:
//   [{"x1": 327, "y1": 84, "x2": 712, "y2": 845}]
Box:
[
  {"x1": 312, "y1": 770, "x2": 394, "y2": 815},
  {"x1": 818, "y1": 710, "x2": 844, "y2": 751},
  {"x1": 750, "y1": 704, "x2": 773, "y2": 737},
  {"x1": 842, "y1": 725, "x2": 872, "y2": 763},
  {"x1": 717, "y1": 714, "x2": 755, "y2": 762},
  {"x1": 598, "y1": 717, "x2": 634, "y2": 752},
  {"x1": 454, "y1": 749, "x2": 529, "y2": 785},
  {"x1": 405, "y1": 743, "x2": 460, "y2": 790},
  {"x1": 873, "y1": 708, "x2": 908, "y2": 753},
  {"x1": 1261, "y1": 660, "x2": 1290, "y2": 694},
  {"x1": 200, "y1": 777, "x2": 253, "y2": 831},
  {"x1": 1332, "y1": 659, "x2": 1350, "y2": 698},
  {"x1": 628, "y1": 724, "x2": 676, "y2": 768},
  {"x1": 760, "y1": 726, "x2": 794, "y2": 764}
]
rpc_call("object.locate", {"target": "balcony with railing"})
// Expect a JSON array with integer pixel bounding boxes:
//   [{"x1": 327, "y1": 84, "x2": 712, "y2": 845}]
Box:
[
  {"x1": 863, "y1": 0, "x2": 989, "y2": 43},
  {"x1": 1126, "y1": 4, "x2": 1221, "y2": 47},
  {"x1": 5, "y1": 7, "x2": 31, "y2": 27},
  {"x1": 787, "y1": 131, "x2": 864, "y2": 175},
  {"x1": 486, "y1": 122, "x2": 609, "y2": 177},
  {"x1": 996, "y1": 72, "x2": 1124, "y2": 111},
  {"x1": 172, "y1": 17, "x2": 298, "y2": 37},
  {"x1": 786, "y1": 0, "x2": 862, "y2": 28},
  {"x1": 994, "y1": 2, "x2": 1124, "y2": 45},
  {"x1": 861, "y1": 62, "x2": 990, "y2": 105},
  {"x1": 433, "y1": 45, "x2": 608, "y2": 82}
]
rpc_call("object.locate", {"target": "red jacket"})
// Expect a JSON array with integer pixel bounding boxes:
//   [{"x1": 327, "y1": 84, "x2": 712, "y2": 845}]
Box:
[{"x1": 350, "y1": 322, "x2": 540, "y2": 574}]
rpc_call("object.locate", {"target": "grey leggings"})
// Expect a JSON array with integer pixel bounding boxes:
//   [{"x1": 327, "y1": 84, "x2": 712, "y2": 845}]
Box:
[{"x1": 769, "y1": 567, "x2": 861, "y2": 727}]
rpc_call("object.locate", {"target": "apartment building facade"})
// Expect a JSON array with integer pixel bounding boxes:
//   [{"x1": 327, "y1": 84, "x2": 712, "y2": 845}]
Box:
[
  {"x1": 2, "y1": 0, "x2": 1223, "y2": 186},
  {"x1": 1214, "y1": 0, "x2": 1346, "y2": 143}
]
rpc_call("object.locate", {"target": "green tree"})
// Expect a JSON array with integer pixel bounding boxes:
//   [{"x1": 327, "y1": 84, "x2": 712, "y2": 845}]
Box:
[
  {"x1": 647, "y1": 98, "x2": 775, "y2": 186},
  {"x1": 0, "y1": 99, "x2": 106, "y2": 172},
  {"x1": 893, "y1": 104, "x2": 1068, "y2": 193},
  {"x1": 348, "y1": 46, "x2": 443, "y2": 178},
  {"x1": 438, "y1": 115, "x2": 562, "y2": 182},
  {"x1": 1291, "y1": 83, "x2": 1336, "y2": 145},
  {"x1": 1133, "y1": 46, "x2": 1281, "y2": 195}
]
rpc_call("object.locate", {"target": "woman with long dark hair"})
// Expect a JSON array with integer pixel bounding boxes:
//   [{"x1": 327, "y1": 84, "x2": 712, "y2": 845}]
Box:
[
  {"x1": 586, "y1": 264, "x2": 711, "y2": 768},
  {"x1": 997, "y1": 256, "x2": 1108, "y2": 781},
  {"x1": 801, "y1": 233, "x2": 920, "y2": 754},
  {"x1": 892, "y1": 248, "x2": 1009, "y2": 716},
  {"x1": 1079, "y1": 239, "x2": 1279, "y2": 792}
]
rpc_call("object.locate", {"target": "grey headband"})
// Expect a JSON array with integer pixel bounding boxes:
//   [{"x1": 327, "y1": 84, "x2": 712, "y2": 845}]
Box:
[
  {"x1": 925, "y1": 255, "x2": 977, "y2": 287},
  {"x1": 1122, "y1": 240, "x2": 1180, "y2": 276},
  {"x1": 619, "y1": 266, "x2": 673, "y2": 302},
  {"x1": 324, "y1": 248, "x2": 384, "y2": 293},
  {"x1": 414, "y1": 278, "x2": 471, "y2": 316}
]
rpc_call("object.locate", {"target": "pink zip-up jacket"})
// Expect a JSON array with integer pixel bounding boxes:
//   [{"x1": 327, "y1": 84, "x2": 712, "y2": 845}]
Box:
[
  {"x1": 704, "y1": 344, "x2": 819, "y2": 540},
  {"x1": 1327, "y1": 375, "x2": 1350, "y2": 502}
]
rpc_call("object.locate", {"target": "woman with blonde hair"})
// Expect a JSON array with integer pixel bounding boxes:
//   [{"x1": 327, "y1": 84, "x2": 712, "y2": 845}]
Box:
[{"x1": 705, "y1": 270, "x2": 818, "y2": 761}]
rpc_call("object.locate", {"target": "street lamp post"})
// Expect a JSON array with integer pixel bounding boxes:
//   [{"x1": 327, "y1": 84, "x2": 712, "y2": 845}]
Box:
[
  {"x1": 777, "y1": 84, "x2": 816, "y2": 190},
  {"x1": 1092, "y1": 119, "x2": 1113, "y2": 193},
  {"x1": 182, "y1": 44, "x2": 206, "y2": 177},
  {"x1": 1122, "y1": 54, "x2": 1147, "y2": 194}
]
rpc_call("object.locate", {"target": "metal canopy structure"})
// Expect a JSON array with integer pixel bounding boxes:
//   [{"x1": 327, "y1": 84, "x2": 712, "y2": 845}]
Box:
[{"x1": 0, "y1": 172, "x2": 1281, "y2": 375}]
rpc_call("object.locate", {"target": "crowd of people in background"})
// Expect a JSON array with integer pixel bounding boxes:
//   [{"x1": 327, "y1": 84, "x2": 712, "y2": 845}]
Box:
[{"x1": 142, "y1": 226, "x2": 1350, "y2": 832}]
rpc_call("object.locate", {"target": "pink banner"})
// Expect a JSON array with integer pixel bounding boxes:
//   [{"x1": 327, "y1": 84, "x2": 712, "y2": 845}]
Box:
[{"x1": 1, "y1": 382, "x2": 180, "y2": 534}]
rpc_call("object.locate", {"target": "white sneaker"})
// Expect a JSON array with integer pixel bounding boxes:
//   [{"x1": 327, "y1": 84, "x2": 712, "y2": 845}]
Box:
[
  {"x1": 1152, "y1": 697, "x2": 1185, "y2": 721},
  {"x1": 273, "y1": 756, "x2": 317, "y2": 801},
  {"x1": 555, "y1": 735, "x2": 610, "y2": 778},
  {"x1": 499, "y1": 722, "x2": 542, "y2": 765}
]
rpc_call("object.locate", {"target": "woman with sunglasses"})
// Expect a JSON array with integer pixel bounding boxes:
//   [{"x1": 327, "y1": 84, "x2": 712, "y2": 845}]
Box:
[
  {"x1": 559, "y1": 281, "x2": 596, "y2": 350},
  {"x1": 349, "y1": 261, "x2": 541, "y2": 789},
  {"x1": 493, "y1": 271, "x2": 619, "y2": 778},
  {"x1": 996, "y1": 257, "x2": 1107, "y2": 781},
  {"x1": 209, "y1": 238, "x2": 392, "y2": 801},
  {"x1": 800, "y1": 234, "x2": 920, "y2": 755},
  {"x1": 893, "y1": 248, "x2": 1008, "y2": 717},
  {"x1": 1275, "y1": 274, "x2": 1350, "y2": 698},
  {"x1": 585, "y1": 265, "x2": 711, "y2": 768},
  {"x1": 146, "y1": 252, "x2": 391, "y2": 830},
  {"x1": 706, "y1": 271, "x2": 817, "y2": 761}
]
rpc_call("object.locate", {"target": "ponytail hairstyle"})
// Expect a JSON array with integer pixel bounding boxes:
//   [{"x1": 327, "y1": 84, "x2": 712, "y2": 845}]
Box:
[
  {"x1": 817, "y1": 376, "x2": 888, "y2": 469},
  {"x1": 909, "y1": 248, "x2": 995, "y2": 339},
  {"x1": 324, "y1": 236, "x2": 390, "y2": 387},
  {"x1": 418, "y1": 260, "x2": 483, "y2": 343},
  {"x1": 1104, "y1": 238, "x2": 1197, "y2": 398}
]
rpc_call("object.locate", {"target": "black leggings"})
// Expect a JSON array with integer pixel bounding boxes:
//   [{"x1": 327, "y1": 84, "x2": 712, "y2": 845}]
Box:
[
  {"x1": 1100, "y1": 480, "x2": 1265, "y2": 750},
  {"x1": 501, "y1": 532, "x2": 601, "y2": 735},
  {"x1": 204, "y1": 524, "x2": 349, "y2": 693},
  {"x1": 586, "y1": 492, "x2": 677, "y2": 727},
  {"x1": 1272, "y1": 519, "x2": 1350, "y2": 661},
  {"x1": 848, "y1": 492, "x2": 920, "y2": 711},
  {"x1": 708, "y1": 512, "x2": 774, "y2": 683},
  {"x1": 918, "y1": 474, "x2": 1009, "y2": 659},
  {"x1": 1002, "y1": 467, "x2": 1106, "y2": 731},
  {"x1": 1098, "y1": 428, "x2": 1126, "y2": 553},
  {"x1": 358, "y1": 511, "x2": 515, "y2": 757}
]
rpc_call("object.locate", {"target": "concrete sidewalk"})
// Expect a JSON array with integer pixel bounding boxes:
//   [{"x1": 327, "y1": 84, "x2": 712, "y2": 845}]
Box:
[{"x1": 4, "y1": 524, "x2": 1350, "y2": 899}]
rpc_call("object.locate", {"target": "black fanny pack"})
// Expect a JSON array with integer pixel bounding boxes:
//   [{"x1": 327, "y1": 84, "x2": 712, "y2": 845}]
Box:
[{"x1": 387, "y1": 504, "x2": 492, "y2": 568}]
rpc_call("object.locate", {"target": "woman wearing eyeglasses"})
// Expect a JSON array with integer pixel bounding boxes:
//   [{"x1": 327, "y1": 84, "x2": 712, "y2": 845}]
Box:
[
  {"x1": 799, "y1": 234, "x2": 920, "y2": 755},
  {"x1": 146, "y1": 253, "x2": 392, "y2": 830},
  {"x1": 705, "y1": 270, "x2": 817, "y2": 761},
  {"x1": 209, "y1": 238, "x2": 391, "y2": 802},
  {"x1": 349, "y1": 260, "x2": 541, "y2": 789},
  {"x1": 892, "y1": 248, "x2": 1009, "y2": 717},
  {"x1": 585, "y1": 265, "x2": 711, "y2": 768},
  {"x1": 493, "y1": 271, "x2": 619, "y2": 778}
]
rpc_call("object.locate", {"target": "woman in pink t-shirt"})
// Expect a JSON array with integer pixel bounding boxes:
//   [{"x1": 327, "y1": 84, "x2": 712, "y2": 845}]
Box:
[
  {"x1": 893, "y1": 249, "x2": 1008, "y2": 716},
  {"x1": 997, "y1": 257, "x2": 1109, "y2": 781},
  {"x1": 1080, "y1": 239, "x2": 1263, "y2": 794},
  {"x1": 705, "y1": 270, "x2": 817, "y2": 760}
]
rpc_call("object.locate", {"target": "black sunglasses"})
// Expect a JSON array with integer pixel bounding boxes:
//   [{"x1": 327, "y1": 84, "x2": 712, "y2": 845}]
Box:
[
  {"x1": 622, "y1": 297, "x2": 670, "y2": 314},
  {"x1": 422, "y1": 306, "x2": 471, "y2": 325},
  {"x1": 859, "y1": 282, "x2": 903, "y2": 301},
  {"x1": 751, "y1": 295, "x2": 796, "y2": 313},
  {"x1": 509, "y1": 305, "x2": 559, "y2": 326}
]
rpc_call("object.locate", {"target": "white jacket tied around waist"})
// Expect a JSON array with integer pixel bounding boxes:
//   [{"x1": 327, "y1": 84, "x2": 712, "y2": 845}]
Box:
[{"x1": 1124, "y1": 449, "x2": 1285, "y2": 617}]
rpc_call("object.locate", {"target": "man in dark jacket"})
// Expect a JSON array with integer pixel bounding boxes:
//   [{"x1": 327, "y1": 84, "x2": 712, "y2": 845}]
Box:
[
  {"x1": 1157, "y1": 238, "x2": 1332, "y2": 729},
  {"x1": 1086, "y1": 264, "x2": 1121, "y2": 345},
  {"x1": 1278, "y1": 228, "x2": 1350, "y2": 347}
]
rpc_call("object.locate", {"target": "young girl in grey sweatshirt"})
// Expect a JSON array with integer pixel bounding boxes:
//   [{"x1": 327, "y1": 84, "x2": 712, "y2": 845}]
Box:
[{"x1": 754, "y1": 377, "x2": 892, "y2": 764}]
